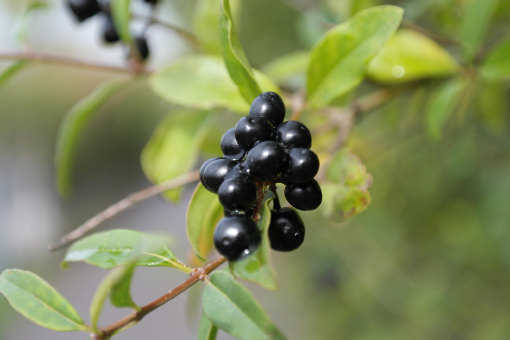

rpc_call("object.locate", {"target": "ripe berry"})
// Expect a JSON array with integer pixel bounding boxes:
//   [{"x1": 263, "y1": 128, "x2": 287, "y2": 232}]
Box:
[
  {"x1": 245, "y1": 141, "x2": 286, "y2": 182},
  {"x1": 268, "y1": 208, "x2": 305, "y2": 252},
  {"x1": 200, "y1": 158, "x2": 237, "y2": 193},
  {"x1": 133, "y1": 36, "x2": 150, "y2": 61},
  {"x1": 67, "y1": 0, "x2": 100, "y2": 22},
  {"x1": 284, "y1": 179, "x2": 322, "y2": 211},
  {"x1": 220, "y1": 127, "x2": 246, "y2": 161},
  {"x1": 249, "y1": 92, "x2": 286, "y2": 127},
  {"x1": 234, "y1": 116, "x2": 274, "y2": 151},
  {"x1": 218, "y1": 176, "x2": 257, "y2": 212},
  {"x1": 214, "y1": 215, "x2": 261, "y2": 260},
  {"x1": 276, "y1": 121, "x2": 312, "y2": 149},
  {"x1": 103, "y1": 15, "x2": 120, "y2": 43},
  {"x1": 282, "y1": 148, "x2": 320, "y2": 184},
  {"x1": 200, "y1": 157, "x2": 219, "y2": 183}
]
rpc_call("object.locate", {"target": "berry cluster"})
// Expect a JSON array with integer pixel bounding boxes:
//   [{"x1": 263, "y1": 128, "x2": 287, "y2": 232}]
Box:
[
  {"x1": 66, "y1": 0, "x2": 155, "y2": 61},
  {"x1": 200, "y1": 92, "x2": 322, "y2": 261}
]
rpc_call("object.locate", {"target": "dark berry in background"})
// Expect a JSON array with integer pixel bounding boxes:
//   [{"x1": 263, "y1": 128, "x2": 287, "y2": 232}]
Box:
[
  {"x1": 214, "y1": 215, "x2": 261, "y2": 260},
  {"x1": 276, "y1": 120, "x2": 312, "y2": 149},
  {"x1": 221, "y1": 127, "x2": 246, "y2": 161},
  {"x1": 143, "y1": 0, "x2": 159, "y2": 4},
  {"x1": 218, "y1": 176, "x2": 257, "y2": 212},
  {"x1": 249, "y1": 92, "x2": 286, "y2": 127},
  {"x1": 285, "y1": 179, "x2": 322, "y2": 211},
  {"x1": 102, "y1": 14, "x2": 120, "y2": 43},
  {"x1": 245, "y1": 141, "x2": 286, "y2": 182},
  {"x1": 268, "y1": 208, "x2": 305, "y2": 252},
  {"x1": 234, "y1": 116, "x2": 274, "y2": 151},
  {"x1": 133, "y1": 36, "x2": 150, "y2": 61},
  {"x1": 283, "y1": 148, "x2": 320, "y2": 184},
  {"x1": 200, "y1": 158, "x2": 237, "y2": 193},
  {"x1": 67, "y1": 0, "x2": 100, "y2": 22}
]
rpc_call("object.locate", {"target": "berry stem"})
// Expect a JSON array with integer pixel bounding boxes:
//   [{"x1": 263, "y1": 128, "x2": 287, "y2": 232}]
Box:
[{"x1": 251, "y1": 182, "x2": 265, "y2": 223}]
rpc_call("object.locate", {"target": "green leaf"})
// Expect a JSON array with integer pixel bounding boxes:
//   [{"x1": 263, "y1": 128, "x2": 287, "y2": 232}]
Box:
[
  {"x1": 14, "y1": 1, "x2": 49, "y2": 44},
  {"x1": 149, "y1": 55, "x2": 279, "y2": 113},
  {"x1": 480, "y1": 38, "x2": 510, "y2": 81},
  {"x1": 307, "y1": 5, "x2": 403, "y2": 108},
  {"x1": 320, "y1": 148, "x2": 373, "y2": 222},
  {"x1": 62, "y1": 229, "x2": 191, "y2": 272},
  {"x1": 193, "y1": 0, "x2": 241, "y2": 54},
  {"x1": 141, "y1": 110, "x2": 212, "y2": 202},
  {"x1": 219, "y1": 0, "x2": 261, "y2": 103},
  {"x1": 111, "y1": 0, "x2": 131, "y2": 44},
  {"x1": 0, "y1": 269, "x2": 89, "y2": 332},
  {"x1": 202, "y1": 271, "x2": 286, "y2": 340},
  {"x1": 477, "y1": 80, "x2": 507, "y2": 134},
  {"x1": 0, "y1": 61, "x2": 28, "y2": 90},
  {"x1": 367, "y1": 29, "x2": 459, "y2": 84},
  {"x1": 461, "y1": 0, "x2": 499, "y2": 62},
  {"x1": 261, "y1": 51, "x2": 309, "y2": 86},
  {"x1": 89, "y1": 262, "x2": 139, "y2": 332},
  {"x1": 198, "y1": 314, "x2": 218, "y2": 340},
  {"x1": 187, "y1": 183, "x2": 224, "y2": 261},
  {"x1": 55, "y1": 77, "x2": 128, "y2": 198},
  {"x1": 426, "y1": 77, "x2": 469, "y2": 140},
  {"x1": 229, "y1": 191, "x2": 278, "y2": 290}
]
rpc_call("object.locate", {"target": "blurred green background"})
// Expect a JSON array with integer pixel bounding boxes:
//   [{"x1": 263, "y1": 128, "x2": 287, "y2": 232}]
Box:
[{"x1": 1, "y1": 0, "x2": 510, "y2": 339}]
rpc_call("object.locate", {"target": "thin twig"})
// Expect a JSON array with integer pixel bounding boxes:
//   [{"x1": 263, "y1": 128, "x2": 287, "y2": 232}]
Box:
[
  {"x1": 134, "y1": 14, "x2": 200, "y2": 48},
  {"x1": 48, "y1": 170, "x2": 200, "y2": 251},
  {"x1": 0, "y1": 51, "x2": 150, "y2": 74},
  {"x1": 98, "y1": 255, "x2": 227, "y2": 339}
]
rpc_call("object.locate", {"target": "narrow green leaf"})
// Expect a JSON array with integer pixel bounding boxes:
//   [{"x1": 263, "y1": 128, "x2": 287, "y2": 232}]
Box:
[
  {"x1": 426, "y1": 77, "x2": 469, "y2": 140},
  {"x1": 307, "y1": 5, "x2": 403, "y2": 108},
  {"x1": 198, "y1": 314, "x2": 218, "y2": 340},
  {"x1": 461, "y1": 0, "x2": 499, "y2": 62},
  {"x1": 111, "y1": 0, "x2": 131, "y2": 44},
  {"x1": 55, "y1": 77, "x2": 128, "y2": 198},
  {"x1": 141, "y1": 111, "x2": 212, "y2": 202},
  {"x1": 193, "y1": 0, "x2": 241, "y2": 54},
  {"x1": 90, "y1": 262, "x2": 139, "y2": 332},
  {"x1": 219, "y1": 0, "x2": 261, "y2": 103},
  {"x1": 367, "y1": 29, "x2": 459, "y2": 84},
  {"x1": 187, "y1": 183, "x2": 224, "y2": 261},
  {"x1": 0, "y1": 270, "x2": 89, "y2": 332},
  {"x1": 229, "y1": 191, "x2": 278, "y2": 291},
  {"x1": 261, "y1": 51, "x2": 309, "y2": 86},
  {"x1": 202, "y1": 271, "x2": 286, "y2": 340},
  {"x1": 480, "y1": 38, "x2": 510, "y2": 81},
  {"x1": 0, "y1": 61, "x2": 28, "y2": 90},
  {"x1": 477, "y1": 81, "x2": 507, "y2": 134},
  {"x1": 149, "y1": 56, "x2": 279, "y2": 113},
  {"x1": 14, "y1": 1, "x2": 49, "y2": 43},
  {"x1": 62, "y1": 230, "x2": 191, "y2": 272}
]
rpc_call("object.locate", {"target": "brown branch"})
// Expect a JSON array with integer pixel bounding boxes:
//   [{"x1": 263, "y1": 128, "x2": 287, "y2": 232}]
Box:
[
  {"x1": 0, "y1": 51, "x2": 150, "y2": 75},
  {"x1": 98, "y1": 255, "x2": 227, "y2": 339},
  {"x1": 48, "y1": 171, "x2": 200, "y2": 251}
]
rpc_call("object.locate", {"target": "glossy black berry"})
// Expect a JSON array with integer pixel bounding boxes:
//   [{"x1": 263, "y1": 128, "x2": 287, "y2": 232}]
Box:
[
  {"x1": 245, "y1": 141, "x2": 286, "y2": 182},
  {"x1": 268, "y1": 208, "x2": 305, "y2": 252},
  {"x1": 143, "y1": 0, "x2": 159, "y2": 4},
  {"x1": 102, "y1": 15, "x2": 120, "y2": 43},
  {"x1": 67, "y1": 0, "x2": 100, "y2": 22},
  {"x1": 249, "y1": 92, "x2": 286, "y2": 127},
  {"x1": 133, "y1": 36, "x2": 150, "y2": 61},
  {"x1": 199, "y1": 157, "x2": 220, "y2": 184},
  {"x1": 276, "y1": 121, "x2": 312, "y2": 149},
  {"x1": 284, "y1": 179, "x2": 322, "y2": 211},
  {"x1": 214, "y1": 215, "x2": 261, "y2": 260},
  {"x1": 221, "y1": 127, "x2": 246, "y2": 161},
  {"x1": 218, "y1": 176, "x2": 257, "y2": 212},
  {"x1": 234, "y1": 116, "x2": 274, "y2": 151},
  {"x1": 282, "y1": 148, "x2": 320, "y2": 184},
  {"x1": 200, "y1": 158, "x2": 237, "y2": 193}
]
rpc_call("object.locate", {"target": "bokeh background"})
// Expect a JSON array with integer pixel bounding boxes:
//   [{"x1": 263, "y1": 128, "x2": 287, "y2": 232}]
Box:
[{"x1": 1, "y1": 0, "x2": 510, "y2": 339}]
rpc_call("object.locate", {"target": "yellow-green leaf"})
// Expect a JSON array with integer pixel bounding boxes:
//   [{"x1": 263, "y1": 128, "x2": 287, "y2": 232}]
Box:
[
  {"x1": 111, "y1": 0, "x2": 131, "y2": 44},
  {"x1": 261, "y1": 51, "x2": 309, "y2": 86},
  {"x1": 480, "y1": 38, "x2": 510, "y2": 81},
  {"x1": 198, "y1": 314, "x2": 218, "y2": 340},
  {"x1": 461, "y1": 0, "x2": 499, "y2": 62},
  {"x1": 0, "y1": 61, "x2": 28, "y2": 90}
]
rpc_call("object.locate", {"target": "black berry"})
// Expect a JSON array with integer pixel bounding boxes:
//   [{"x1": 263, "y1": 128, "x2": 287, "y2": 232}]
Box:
[
  {"x1": 133, "y1": 36, "x2": 150, "y2": 61},
  {"x1": 67, "y1": 0, "x2": 100, "y2": 22},
  {"x1": 282, "y1": 148, "x2": 320, "y2": 184},
  {"x1": 276, "y1": 121, "x2": 312, "y2": 149},
  {"x1": 249, "y1": 92, "x2": 286, "y2": 127},
  {"x1": 245, "y1": 141, "x2": 286, "y2": 182},
  {"x1": 268, "y1": 208, "x2": 305, "y2": 252},
  {"x1": 200, "y1": 158, "x2": 237, "y2": 193},
  {"x1": 234, "y1": 116, "x2": 274, "y2": 151},
  {"x1": 218, "y1": 176, "x2": 257, "y2": 212},
  {"x1": 220, "y1": 127, "x2": 246, "y2": 161},
  {"x1": 143, "y1": 0, "x2": 159, "y2": 4},
  {"x1": 214, "y1": 215, "x2": 261, "y2": 260},
  {"x1": 284, "y1": 179, "x2": 322, "y2": 211},
  {"x1": 102, "y1": 14, "x2": 120, "y2": 43},
  {"x1": 199, "y1": 157, "x2": 219, "y2": 184}
]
